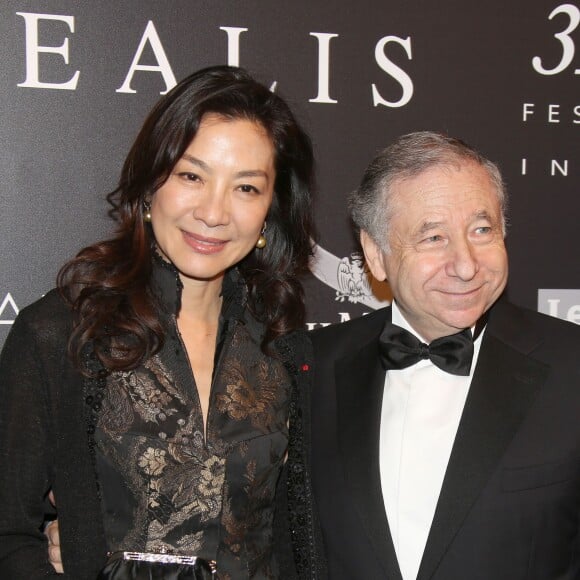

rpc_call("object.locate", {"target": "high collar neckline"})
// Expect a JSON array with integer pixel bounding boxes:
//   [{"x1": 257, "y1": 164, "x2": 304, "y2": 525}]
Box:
[{"x1": 150, "y1": 253, "x2": 247, "y2": 323}]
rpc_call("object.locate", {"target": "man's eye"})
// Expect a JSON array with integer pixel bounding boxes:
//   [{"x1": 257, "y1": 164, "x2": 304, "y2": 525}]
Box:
[
  {"x1": 475, "y1": 226, "x2": 492, "y2": 235},
  {"x1": 424, "y1": 235, "x2": 443, "y2": 243}
]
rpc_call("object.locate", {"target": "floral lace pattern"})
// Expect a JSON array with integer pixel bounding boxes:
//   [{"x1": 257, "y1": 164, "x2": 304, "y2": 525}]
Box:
[{"x1": 95, "y1": 320, "x2": 291, "y2": 578}]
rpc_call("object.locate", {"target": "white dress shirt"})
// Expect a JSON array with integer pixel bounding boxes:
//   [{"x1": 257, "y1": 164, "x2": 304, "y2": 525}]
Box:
[{"x1": 379, "y1": 302, "x2": 484, "y2": 580}]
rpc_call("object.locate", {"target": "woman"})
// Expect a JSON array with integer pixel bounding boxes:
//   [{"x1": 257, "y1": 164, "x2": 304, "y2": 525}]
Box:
[{"x1": 0, "y1": 66, "x2": 322, "y2": 579}]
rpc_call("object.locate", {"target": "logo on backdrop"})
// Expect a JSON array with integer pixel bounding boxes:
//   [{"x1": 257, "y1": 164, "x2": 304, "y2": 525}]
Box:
[
  {"x1": 15, "y1": 12, "x2": 414, "y2": 107},
  {"x1": 311, "y1": 245, "x2": 390, "y2": 310},
  {"x1": 521, "y1": 2, "x2": 580, "y2": 178},
  {"x1": 336, "y1": 252, "x2": 373, "y2": 304},
  {"x1": 0, "y1": 293, "x2": 19, "y2": 325},
  {"x1": 538, "y1": 289, "x2": 580, "y2": 324}
]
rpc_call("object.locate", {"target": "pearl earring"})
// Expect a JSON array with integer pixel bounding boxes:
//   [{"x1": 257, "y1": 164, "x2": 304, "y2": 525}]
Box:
[
  {"x1": 143, "y1": 199, "x2": 152, "y2": 222},
  {"x1": 256, "y1": 222, "x2": 267, "y2": 249}
]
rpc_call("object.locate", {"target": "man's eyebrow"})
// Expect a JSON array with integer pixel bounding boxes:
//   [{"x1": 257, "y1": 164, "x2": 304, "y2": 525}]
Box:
[
  {"x1": 474, "y1": 210, "x2": 493, "y2": 220},
  {"x1": 416, "y1": 211, "x2": 497, "y2": 235},
  {"x1": 418, "y1": 221, "x2": 443, "y2": 234}
]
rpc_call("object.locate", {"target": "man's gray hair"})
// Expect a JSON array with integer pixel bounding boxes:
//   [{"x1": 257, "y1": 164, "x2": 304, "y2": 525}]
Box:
[{"x1": 348, "y1": 131, "x2": 507, "y2": 251}]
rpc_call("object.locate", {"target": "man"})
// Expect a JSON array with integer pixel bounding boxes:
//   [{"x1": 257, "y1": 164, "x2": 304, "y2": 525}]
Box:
[{"x1": 310, "y1": 132, "x2": 580, "y2": 579}]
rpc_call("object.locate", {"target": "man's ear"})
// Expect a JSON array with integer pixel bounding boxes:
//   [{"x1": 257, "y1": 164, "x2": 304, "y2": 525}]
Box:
[{"x1": 360, "y1": 230, "x2": 387, "y2": 281}]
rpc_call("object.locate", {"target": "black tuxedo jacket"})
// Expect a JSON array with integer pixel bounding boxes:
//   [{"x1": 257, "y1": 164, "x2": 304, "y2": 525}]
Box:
[{"x1": 309, "y1": 299, "x2": 580, "y2": 579}]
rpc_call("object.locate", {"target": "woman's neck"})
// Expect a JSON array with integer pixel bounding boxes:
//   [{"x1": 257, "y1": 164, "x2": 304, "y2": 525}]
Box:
[{"x1": 178, "y1": 272, "x2": 224, "y2": 324}]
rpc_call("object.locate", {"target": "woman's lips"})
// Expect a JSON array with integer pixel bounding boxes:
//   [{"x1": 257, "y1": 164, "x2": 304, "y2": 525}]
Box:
[{"x1": 182, "y1": 231, "x2": 228, "y2": 254}]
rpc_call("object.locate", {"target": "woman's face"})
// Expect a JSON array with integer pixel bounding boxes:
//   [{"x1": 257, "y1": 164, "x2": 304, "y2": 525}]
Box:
[{"x1": 150, "y1": 113, "x2": 276, "y2": 287}]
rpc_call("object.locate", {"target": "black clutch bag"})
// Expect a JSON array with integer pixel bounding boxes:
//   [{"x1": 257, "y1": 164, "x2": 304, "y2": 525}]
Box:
[{"x1": 97, "y1": 551, "x2": 217, "y2": 580}]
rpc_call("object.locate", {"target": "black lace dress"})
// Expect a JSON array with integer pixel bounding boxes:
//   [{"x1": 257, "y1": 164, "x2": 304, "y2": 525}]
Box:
[
  {"x1": 91, "y1": 262, "x2": 291, "y2": 579},
  {"x1": 0, "y1": 257, "x2": 325, "y2": 579}
]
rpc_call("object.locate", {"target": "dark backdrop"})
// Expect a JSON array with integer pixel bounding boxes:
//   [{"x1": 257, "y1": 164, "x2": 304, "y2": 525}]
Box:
[{"x1": 1, "y1": 0, "x2": 579, "y2": 346}]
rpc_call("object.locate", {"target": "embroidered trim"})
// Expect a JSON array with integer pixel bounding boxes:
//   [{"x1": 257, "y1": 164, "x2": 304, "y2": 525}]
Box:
[
  {"x1": 82, "y1": 344, "x2": 108, "y2": 500},
  {"x1": 277, "y1": 334, "x2": 322, "y2": 579}
]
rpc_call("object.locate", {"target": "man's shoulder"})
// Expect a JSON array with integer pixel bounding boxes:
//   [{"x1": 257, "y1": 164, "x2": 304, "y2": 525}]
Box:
[
  {"x1": 494, "y1": 299, "x2": 579, "y2": 336},
  {"x1": 309, "y1": 307, "x2": 390, "y2": 355},
  {"x1": 490, "y1": 299, "x2": 580, "y2": 361}
]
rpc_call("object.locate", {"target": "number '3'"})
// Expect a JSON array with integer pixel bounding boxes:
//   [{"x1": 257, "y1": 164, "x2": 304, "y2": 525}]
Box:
[{"x1": 532, "y1": 3, "x2": 580, "y2": 75}]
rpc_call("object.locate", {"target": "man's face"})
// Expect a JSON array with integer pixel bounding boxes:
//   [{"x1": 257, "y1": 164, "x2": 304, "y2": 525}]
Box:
[{"x1": 361, "y1": 161, "x2": 508, "y2": 342}]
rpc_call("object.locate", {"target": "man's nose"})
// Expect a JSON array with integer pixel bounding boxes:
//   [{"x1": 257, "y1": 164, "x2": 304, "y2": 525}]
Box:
[{"x1": 445, "y1": 238, "x2": 479, "y2": 280}]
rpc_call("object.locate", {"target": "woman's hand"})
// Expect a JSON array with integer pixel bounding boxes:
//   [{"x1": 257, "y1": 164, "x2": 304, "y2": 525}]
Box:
[{"x1": 45, "y1": 491, "x2": 64, "y2": 573}]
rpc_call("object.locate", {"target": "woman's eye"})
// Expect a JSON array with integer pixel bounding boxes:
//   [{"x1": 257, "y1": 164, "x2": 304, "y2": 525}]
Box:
[
  {"x1": 178, "y1": 172, "x2": 201, "y2": 182},
  {"x1": 238, "y1": 184, "x2": 259, "y2": 194}
]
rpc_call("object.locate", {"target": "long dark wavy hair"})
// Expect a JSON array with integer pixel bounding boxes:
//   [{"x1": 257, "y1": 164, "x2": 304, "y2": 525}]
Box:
[{"x1": 58, "y1": 66, "x2": 315, "y2": 373}]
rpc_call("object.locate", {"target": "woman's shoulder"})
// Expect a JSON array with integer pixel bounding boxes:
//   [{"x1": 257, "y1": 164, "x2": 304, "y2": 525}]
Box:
[
  {"x1": 272, "y1": 329, "x2": 312, "y2": 373},
  {"x1": 1, "y1": 289, "x2": 74, "y2": 382},
  {"x1": 11, "y1": 289, "x2": 73, "y2": 346},
  {"x1": 19, "y1": 288, "x2": 70, "y2": 321}
]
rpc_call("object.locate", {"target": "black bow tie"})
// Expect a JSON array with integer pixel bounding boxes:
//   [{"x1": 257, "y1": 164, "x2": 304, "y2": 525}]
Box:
[{"x1": 379, "y1": 324, "x2": 474, "y2": 376}]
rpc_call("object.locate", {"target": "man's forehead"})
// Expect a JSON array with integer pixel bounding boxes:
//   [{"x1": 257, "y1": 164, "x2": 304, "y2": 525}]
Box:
[
  {"x1": 386, "y1": 164, "x2": 502, "y2": 235},
  {"x1": 390, "y1": 163, "x2": 499, "y2": 208}
]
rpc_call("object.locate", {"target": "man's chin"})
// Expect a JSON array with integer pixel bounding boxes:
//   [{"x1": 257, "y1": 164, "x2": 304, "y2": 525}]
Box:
[{"x1": 439, "y1": 311, "x2": 486, "y2": 334}]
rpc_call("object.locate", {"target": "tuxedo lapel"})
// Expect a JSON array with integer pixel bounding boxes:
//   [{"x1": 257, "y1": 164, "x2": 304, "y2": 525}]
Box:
[
  {"x1": 417, "y1": 302, "x2": 550, "y2": 580},
  {"x1": 336, "y1": 329, "x2": 403, "y2": 580}
]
